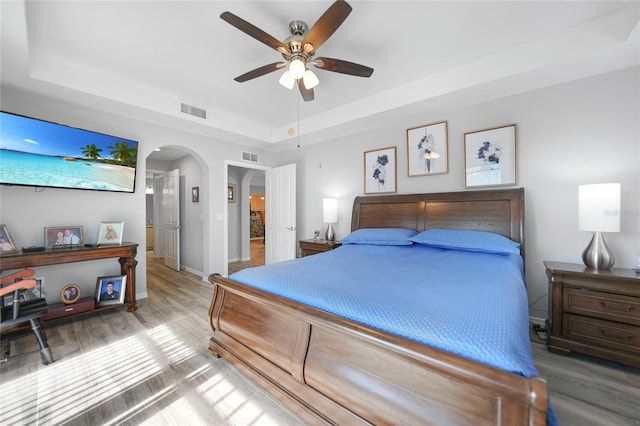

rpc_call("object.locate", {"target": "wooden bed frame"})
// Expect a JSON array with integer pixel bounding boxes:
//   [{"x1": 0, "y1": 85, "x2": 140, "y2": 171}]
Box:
[{"x1": 208, "y1": 188, "x2": 548, "y2": 425}]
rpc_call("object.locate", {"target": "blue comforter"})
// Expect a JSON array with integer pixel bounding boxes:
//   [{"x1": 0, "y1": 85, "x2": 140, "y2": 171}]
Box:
[{"x1": 231, "y1": 244, "x2": 536, "y2": 376}]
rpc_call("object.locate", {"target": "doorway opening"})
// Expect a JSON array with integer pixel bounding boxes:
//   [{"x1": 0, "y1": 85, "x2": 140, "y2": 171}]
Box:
[{"x1": 227, "y1": 164, "x2": 266, "y2": 274}]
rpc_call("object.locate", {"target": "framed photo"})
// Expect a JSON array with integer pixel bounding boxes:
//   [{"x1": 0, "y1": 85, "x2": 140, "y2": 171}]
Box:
[
  {"x1": 95, "y1": 275, "x2": 126, "y2": 306},
  {"x1": 192, "y1": 186, "x2": 199, "y2": 202},
  {"x1": 60, "y1": 283, "x2": 81, "y2": 304},
  {"x1": 44, "y1": 226, "x2": 83, "y2": 248},
  {"x1": 364, "y1": 146, "x2": 397, "y2": 194},
  {"x1": 406, "y1": 120, "x2": 448, "y2": 176},
  {"x1": 0, "y1": 224, "x2": 18, "y2": 253},
  {"x1": 97, "y1": 221, "x2": 124, "y2": 245},
  {"x1": 228, "y1": 184, "x2": 236, "y2": 203},
  {"x1": 464, "y1": 124, "x2": 517, "y2": 188}
]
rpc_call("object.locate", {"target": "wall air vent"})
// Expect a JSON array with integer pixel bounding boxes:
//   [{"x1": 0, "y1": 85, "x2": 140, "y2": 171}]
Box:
[
  {"x1": 241, "y1": 151, "x2": 259, "y2": 163},
  {"x1": 180, "y1": 103, "x2": 207, "y2": 119}
]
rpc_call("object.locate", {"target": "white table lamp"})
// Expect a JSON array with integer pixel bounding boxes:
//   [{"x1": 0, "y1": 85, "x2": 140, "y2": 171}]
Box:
[
  {"x1": 578, "y1": 183, "x2": 620, "y2": 270},
  {"x1": 323, "y1": 198, "x2": 338, "y2": 241}
]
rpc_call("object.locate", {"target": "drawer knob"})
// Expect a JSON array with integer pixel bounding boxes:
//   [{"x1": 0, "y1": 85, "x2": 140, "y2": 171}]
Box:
[
  {"x1": 627, "y1": 335, "x2": 633, "y2": 341},
  {"x1": 626, "y1": 305, "x2": 633, "y2": 312}
]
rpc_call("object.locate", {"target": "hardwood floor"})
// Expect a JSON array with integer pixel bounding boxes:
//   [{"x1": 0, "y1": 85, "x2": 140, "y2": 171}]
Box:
[
  {"x1": 1, "y1": 251, "x2": 638, "y2": 425},
  {"x1": 228, "y1": 240, "x2": 265, "y2": 274}
]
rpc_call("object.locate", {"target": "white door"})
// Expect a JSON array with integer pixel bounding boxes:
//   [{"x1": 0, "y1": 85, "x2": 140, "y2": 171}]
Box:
[
  {"x1": 158, "y1": 169, "x2": 180, "y2": 271},
  {"x1": 265, "y1": 164, "x2": 296, "y2": 264}
]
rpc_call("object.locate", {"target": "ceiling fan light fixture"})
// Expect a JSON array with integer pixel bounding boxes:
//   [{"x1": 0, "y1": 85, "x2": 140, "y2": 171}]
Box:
[
  {"x1": 302, "y1": 70, "x2": 319, "y2": 89},
  {"x1": 289, "y1": 57, "x2": 306, "y2": 79},
  {"x1": 279, "y1": 71, "x2": 295, "y2": 89}
]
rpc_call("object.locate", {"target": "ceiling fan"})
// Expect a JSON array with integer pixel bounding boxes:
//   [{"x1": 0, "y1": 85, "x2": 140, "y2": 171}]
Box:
[{"x1": 220, "y1": 0, "x2": 374, "y2": 102}]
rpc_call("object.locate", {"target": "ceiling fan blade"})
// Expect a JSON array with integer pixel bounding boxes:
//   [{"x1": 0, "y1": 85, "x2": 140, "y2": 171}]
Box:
[
  {"x1": 298, "y1": 80, "x2": 314, "y2": 102},
  {"x1": 303, "y1": 0, "x2": 352, "y2": 52},
  {"x1": 314, "y1": 57, "x2": 374, "y2": 77},
  {"x1": 234, "y1": 62, "x2": 286, "y2": 82},
  {"x1": 220, "y1": 11, "x2": 290, "y2": 54}
]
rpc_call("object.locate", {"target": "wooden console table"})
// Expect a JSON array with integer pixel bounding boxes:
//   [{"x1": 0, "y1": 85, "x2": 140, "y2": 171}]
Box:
[{"x1": 0, "y1": 243, "x2": 138, "y2": 314}]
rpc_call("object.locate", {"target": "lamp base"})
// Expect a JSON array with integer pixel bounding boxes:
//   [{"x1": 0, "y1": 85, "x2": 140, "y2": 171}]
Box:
[
  {"x1": 582, "y1": 232, "x2": 615, "y2": 270},
  {"x1": 325, "y1": 223, "x2": 335, "y2": 242}
]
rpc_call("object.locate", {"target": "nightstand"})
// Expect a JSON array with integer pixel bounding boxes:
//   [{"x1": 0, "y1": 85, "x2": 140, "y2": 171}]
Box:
[
  {"x1": 544, "y1": 261, "x2": 640, "y2": 367},
  {"x1": 299, "y1": 239, "x2": 342, "y2": 257}
]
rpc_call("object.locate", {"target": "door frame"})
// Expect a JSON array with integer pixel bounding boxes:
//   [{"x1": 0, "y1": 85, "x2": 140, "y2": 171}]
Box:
[{"x1": 223, "y1": 160, "x2": 268, "y2": 277}]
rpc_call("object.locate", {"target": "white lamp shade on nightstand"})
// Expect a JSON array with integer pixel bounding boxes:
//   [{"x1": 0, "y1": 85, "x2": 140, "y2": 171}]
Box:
[
  {"x1": 578, "y1": 183, "x2": 620, "y2": 232},
  {"x1": 323, "y1": 198, "x2": 337, "y2": 241},
  {"x1": 578, "y1": 183, "x2": 620, "y2": 270}
]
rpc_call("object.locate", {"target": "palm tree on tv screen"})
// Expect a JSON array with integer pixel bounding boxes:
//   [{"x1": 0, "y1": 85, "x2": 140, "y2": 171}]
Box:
[
  {"x1": 81, "y1": 144, "x2": 103, "y2": 160},
  {"x1": 107, "y1": 141, "x2": 137, "y2": 168}
]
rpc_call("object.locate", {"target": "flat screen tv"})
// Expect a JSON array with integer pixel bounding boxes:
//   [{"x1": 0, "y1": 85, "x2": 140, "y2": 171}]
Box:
[{"x1": 0, "y1": 111, "x2": 138, "y2": 193}]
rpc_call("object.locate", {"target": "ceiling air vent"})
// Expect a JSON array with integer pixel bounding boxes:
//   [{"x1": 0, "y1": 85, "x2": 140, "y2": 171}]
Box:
[
  {"x1": 241, "y1": 151, "x2": 259, "y2": 163},
  {"x1": 180, "y1": 102, "x2": 206, "y2": 119}
]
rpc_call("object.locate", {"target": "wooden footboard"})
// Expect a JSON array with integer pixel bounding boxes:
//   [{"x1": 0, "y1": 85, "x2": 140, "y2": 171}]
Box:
[{"x1": 209, "y1": 273, "x2": 548, "y2": 425}]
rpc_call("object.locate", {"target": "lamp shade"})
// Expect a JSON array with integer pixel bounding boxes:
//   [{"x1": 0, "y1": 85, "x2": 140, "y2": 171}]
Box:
[
  {"x1": 302, "y1": 70, "x2": 319, "y2": 89},
  {"x1": 289, "y1": 58, "x2": 306, "y2": 79},
  {"x1": 578, "y1": 183, "x2": 620, "y2": 232},
  {"x1": 323, "y1": 198, "x2": 337, "y2": 223},
  {"x1": 279, "y1": 71, "x2": 295, "y2": 89}
]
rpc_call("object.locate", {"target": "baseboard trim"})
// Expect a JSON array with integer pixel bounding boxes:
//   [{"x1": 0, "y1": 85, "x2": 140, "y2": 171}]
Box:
[{"x1": 529, "y1": 316, "x2": 546, "y2": 328}]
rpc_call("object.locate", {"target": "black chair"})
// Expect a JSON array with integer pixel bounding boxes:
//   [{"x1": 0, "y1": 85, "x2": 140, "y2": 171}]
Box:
[{"x1": 0, "y1": 269, "x2": 53, "y2": 365}]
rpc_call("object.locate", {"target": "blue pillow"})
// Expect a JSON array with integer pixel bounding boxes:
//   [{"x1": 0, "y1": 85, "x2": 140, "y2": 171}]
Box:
[
  {"x1": 409, "y1": 229, "x2": 521, "y2": 255},
  {"x1": 342, "y1": 228, "x2": 417, "y2": 246}
]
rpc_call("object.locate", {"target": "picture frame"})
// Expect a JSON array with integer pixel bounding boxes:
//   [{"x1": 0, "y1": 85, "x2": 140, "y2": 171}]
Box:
[
  {"x1": 0, "y1": 224, "x2": 18, "y2": 253},
  {"x1": 60, "y1": 283, "x2": 81, "y2": 305},
  {"x1": 97, "y1": 221, "x2": 124, "y2": 245},
  {"x1": 228, "y1": 184, "x2": 236, "y2": 203},
  {"x1": 406, "y1": 120, "x2": 448, "y2": 176},
  {"x1": 95, "y1": 275, "x2": 126, "y2": 306},
  {"x1": 464, "y1": 124, "x2": 517, "y2": 188},
  {"x1": 364, "y1": 146, "x2": 397, "y2": 194},
  {"x1": 44, "y1": 226, "x2": 84, "y2": 248},
  {"x1": 192, "y1": 186, "x2": 199, "y2": 203}
]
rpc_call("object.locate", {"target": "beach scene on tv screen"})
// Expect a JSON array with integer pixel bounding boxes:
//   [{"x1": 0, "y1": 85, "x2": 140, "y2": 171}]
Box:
[{"x1": 0, "y1": 112, "x2": 137, "y2": 192}]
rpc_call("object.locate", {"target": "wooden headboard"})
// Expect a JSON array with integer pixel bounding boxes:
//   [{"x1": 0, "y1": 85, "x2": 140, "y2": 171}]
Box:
[{"x1": 351, "y1": 188, "x2": 525, "y2": 256}]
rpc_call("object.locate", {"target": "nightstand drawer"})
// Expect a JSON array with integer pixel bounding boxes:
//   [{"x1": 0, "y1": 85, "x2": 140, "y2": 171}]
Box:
[
  {"x1": 564, "y1": 314, "x2": 640, "y2": 353},
  {"x1": 563, "y1": 288, "x2": 640, "y2": 326}
]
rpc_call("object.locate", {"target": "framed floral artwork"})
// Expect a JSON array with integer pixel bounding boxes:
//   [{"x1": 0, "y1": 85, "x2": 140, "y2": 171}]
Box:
[
  {"x1": 406, "y1": 120, "x2": 448, "y2": 176},
  {"x1": 364, "y1": 146, "x2": 397, "y2": 194},
  {"x1": 464, "y1": 124, "x2": 517, "y2": 188}
]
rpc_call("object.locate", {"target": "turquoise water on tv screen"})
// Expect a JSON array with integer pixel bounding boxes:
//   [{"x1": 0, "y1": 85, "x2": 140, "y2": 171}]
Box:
[{"x1": 0, "y1": 149, "x2": 135, "y2": 192}]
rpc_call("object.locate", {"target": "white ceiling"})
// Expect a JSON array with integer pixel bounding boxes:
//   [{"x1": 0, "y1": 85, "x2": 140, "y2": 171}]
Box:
[{"x1": 2, "y1": 1, "x2": 639, "y2": 160}]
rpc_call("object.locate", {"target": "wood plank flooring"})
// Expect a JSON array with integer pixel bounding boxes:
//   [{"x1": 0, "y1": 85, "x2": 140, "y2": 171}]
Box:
[
  {"x1": 228, "y1": 240, "x2": 265, "y2": 274},
  {"x1": 1, "y1": 249, "x2": 638, "y2": 425}
]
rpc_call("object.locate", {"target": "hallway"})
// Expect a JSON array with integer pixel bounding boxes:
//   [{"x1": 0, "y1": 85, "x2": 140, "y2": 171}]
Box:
[{"x1": 228, "y1": 240, "x2": 265, "y2": 274}]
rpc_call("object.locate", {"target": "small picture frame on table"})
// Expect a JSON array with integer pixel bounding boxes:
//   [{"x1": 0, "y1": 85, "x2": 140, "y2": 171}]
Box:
[
  {"x1": 97, "y1": 221, "x2": 124, "y2": 245},
  {"x1": 60, "y1": 284, "x2": 81, "y2": 304},
  {"x1": 464, "y1": 124, "x2": 517, "y2": 188},
  {"x1": 95, "y1": 275, "x2": 126, "y2": 306},
  {"x1": 0, "y1": 224, "x2": 18, "y2": 254},
  {"x1": 44, "y1": 226, "x2": 83, "y2": 248}
]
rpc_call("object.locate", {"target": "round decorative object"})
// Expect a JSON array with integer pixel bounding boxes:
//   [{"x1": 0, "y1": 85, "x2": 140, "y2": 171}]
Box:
[{"x1": 60, "y1": 284, "x2": 81, "y2": 304}]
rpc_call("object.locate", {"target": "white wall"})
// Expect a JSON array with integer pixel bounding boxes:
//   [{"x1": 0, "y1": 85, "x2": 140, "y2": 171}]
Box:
[
  {"x1": 0, "y1": 86, "x2": 275, "y2": 303},
  {"x1": 277, "y1": 66, "x2": 640, "y2": 318},
  {"x1": 175, "y1": 154, "x2": 203, "y2": 274}
]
